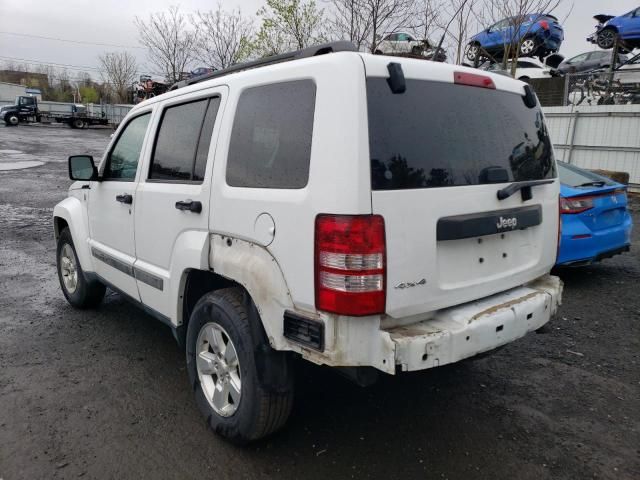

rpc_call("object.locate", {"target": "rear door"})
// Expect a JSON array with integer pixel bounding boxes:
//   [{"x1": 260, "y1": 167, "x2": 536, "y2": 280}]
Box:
[
  {"x1": 365, "y1": 70, "x2": 559, "y2": 318},
  {"x1": 133, "y1": 88, "x2": 226, "y2": 318}
]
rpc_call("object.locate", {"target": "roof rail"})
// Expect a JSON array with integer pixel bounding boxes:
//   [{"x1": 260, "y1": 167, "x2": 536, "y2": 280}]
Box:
[{"x1": 169, "y1": 41, "x2": 357, "y2": 91}]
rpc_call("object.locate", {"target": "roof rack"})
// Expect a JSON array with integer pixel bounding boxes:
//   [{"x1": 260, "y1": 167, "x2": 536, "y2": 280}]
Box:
[{"x1": 170, "y1": 41, "x2": 358, "y2": 91}]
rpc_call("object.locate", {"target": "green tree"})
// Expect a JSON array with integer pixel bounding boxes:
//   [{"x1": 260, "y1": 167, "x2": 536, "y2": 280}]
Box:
[
  {"x1": 79, "y1": 86, "x2": 100, "y2": 104},
  {"x1": 254, "y1": 0, "x2": 325, "y2": 56}
]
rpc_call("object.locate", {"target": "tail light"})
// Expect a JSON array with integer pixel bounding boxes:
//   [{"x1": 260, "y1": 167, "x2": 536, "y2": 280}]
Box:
[
  {"x1": 454, "y1": 72, "x2": 496, "y2": 89},
  {"x1": 315, "y1": 215, "x2": 386, "y2": 316},
  {"x1": 539, "y1": 20, "x2": 550, "y2": 30},
  {"x1": 560, "y1": 196, "x2": 594, "y2": 214},
  {"x1": 556, "y1": 195, "x2": 562, "y2": 262}
]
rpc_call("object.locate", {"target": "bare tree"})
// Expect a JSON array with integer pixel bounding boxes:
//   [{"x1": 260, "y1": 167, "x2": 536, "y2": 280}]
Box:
[
  {"x1": 327, "y1": 0, "x2": 372, "y2": 51},
  {"x1": 359, "y1": 0, "x2": 418, "y2": 53},
  {"x1": 98, "y1": 52, "x2": 138, "y2": 103},
  {"x1": 135, "y1": 5, "x2": 196, "y2": 83},
  {"x1": 414, "y1": 0, "x2": 443, "y2": 42},
  {"x1": 192, "y1": 5, "x2": 254, "y2": 69},
  {"x1": 445, "y1": 0, "x2": 479, "y2": 64},
  {"x1": 475, "y1": 0, "x2": 565, "y2": 73}
]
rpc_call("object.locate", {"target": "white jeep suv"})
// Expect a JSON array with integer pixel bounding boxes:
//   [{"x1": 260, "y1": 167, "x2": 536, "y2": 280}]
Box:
[{"x1": 53, "y1": 42, "x2": 563, "y2": 444}]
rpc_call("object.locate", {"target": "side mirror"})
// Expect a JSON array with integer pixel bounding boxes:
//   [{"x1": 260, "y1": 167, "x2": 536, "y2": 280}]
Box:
[{"x1": 68, "y1": 155, "x2": 97, "y2": 181}]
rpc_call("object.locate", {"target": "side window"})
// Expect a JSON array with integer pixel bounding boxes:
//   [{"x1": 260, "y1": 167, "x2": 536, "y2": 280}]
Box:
[
  {"x1": 226, "y1": 80, "x2": 316, "y2": 189},
  {"x1": 397, "y1": 33, "x2": 409, "y2": 41},
  {"x1": 104, "y1": 113, "x2": 151, "y2": 181},
  {"x1": 149, "y1": 97, "x2": 220, "y2": 182}
]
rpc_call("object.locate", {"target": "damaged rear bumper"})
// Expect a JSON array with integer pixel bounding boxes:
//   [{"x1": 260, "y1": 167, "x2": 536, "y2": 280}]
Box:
[
  {"x1": 298, "y1": 275, "x2": 563, "y2": 375},
  {"x1": 387, "y1": 275, "x2": 563, "y2": 372}
]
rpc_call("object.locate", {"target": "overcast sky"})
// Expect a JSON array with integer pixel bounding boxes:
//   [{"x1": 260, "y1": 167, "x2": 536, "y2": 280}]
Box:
[{"x1": 0, "y1": 0, "x2": 638, "y2": 80}]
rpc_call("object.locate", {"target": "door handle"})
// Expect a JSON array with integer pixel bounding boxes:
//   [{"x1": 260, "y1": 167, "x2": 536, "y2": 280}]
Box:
[
  {"x1": 116, "y1": 194, "x2": 133, "y2": 204},
  {"x1": 175, "y1": 199, "x2": 202, "y2": 213}
]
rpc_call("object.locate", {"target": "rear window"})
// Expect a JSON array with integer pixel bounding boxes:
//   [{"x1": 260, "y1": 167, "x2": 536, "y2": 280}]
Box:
[
  {"x1": 557, "y1": 161, "x2": 615, "y2": 187},
  {"x1": 367, "y1": 79, "x2": 556, "y2": 190}
]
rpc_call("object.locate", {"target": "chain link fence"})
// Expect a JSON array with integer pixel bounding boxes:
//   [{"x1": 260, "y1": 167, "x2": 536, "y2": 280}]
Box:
[{"x1": 530, "y1": 68, "x2": 640, "y2": 107}]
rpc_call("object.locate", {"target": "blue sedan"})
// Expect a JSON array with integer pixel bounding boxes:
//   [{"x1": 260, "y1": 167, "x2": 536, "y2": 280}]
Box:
[
  {"x1": 466, "y1": 13, "x2": 564, "y2": 62},
  {"x1": 556, "y1": 161, "x2": 633, "y2": 266},
  {"x1": 589, "y1": 8, "x2": 640, "y2": 51}
]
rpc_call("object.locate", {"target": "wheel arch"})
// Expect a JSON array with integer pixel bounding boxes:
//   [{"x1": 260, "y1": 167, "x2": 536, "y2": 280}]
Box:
[
  {"x1": 177, "y1": 234, "x2": 296, "y2": 352},
  {"x1": 53, "y1": 196, "x2": 94, "y2": 273}
]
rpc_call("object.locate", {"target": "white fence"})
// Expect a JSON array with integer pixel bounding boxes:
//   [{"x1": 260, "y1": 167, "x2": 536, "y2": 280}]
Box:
[{"x1": 543, "y1": 105, "x2": 640, "y2": 192}]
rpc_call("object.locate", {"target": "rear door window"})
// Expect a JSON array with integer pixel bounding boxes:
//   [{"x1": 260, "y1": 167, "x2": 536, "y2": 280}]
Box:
[
  {"x1": 367, "y1": 79, "x2": 556, "y2": 190},
  {"x1": 149, "y1": 97, "x2": 220, "y2": 182},
  {"x1": 226, "y1": 80, "x2": 316, "y2": 189}
]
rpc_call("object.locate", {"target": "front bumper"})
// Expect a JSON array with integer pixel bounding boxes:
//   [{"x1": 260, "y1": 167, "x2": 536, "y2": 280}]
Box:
[{"x1": 300, "y1": 275, "x2": 563, "y2": 375}]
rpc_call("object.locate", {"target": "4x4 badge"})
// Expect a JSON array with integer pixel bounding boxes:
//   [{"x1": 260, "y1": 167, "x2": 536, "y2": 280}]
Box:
[{"x1": 395, "y1": 278, "x2": 427, "y2": 289}]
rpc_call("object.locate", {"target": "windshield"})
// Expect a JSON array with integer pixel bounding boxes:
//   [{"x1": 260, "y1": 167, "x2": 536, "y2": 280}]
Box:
[
  {"x1": 557, "y1": 161, "x2": 615, "y2": 187},
  {"x1": 367, "y1": 78, "x2": 557, "y2": 190}
]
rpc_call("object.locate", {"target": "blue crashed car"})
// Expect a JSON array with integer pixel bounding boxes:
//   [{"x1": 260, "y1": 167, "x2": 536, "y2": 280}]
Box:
[
  {"x1": 557, "y1": 161, "x2": 632, "y2": 266},
  {"x1": 466, "y1": 13, "x2": 564, "y2": 62},
  {"x1": 588, "y1": 8, "x2": 640, "y2": 51}
]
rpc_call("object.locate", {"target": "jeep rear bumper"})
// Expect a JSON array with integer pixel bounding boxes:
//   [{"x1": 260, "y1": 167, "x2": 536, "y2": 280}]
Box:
[
  {"x1": 298, "y1": 275, "x2": 563, "y2": 375},
  {"x1": 387, "y1": 275, "x2": 562, "y2": 372}
]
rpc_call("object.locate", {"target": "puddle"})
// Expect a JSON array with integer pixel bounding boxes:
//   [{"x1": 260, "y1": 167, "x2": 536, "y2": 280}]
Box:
[
  {"x1": 0, "y1": 161, "x2": 45, "y2": 171},
  {"x1": 0, "y1": 149, "x2": 46, "y2": 170}
]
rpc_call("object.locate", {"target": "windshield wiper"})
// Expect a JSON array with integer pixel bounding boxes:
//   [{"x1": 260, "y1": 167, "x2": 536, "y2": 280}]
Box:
[
  {"x1": 577, "y1": 181, "x2": 606, "y2": 187},
  {"x1": 497, "y1": 179, "x2": 555, "y2": 201}
]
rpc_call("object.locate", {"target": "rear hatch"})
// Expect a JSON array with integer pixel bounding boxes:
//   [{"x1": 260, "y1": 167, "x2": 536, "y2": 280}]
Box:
[{"x1": 364, "y1": 60, "x2": 560, "y2": 318}]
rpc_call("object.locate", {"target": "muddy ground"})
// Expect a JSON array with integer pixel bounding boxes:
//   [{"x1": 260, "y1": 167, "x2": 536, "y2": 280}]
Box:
[{"x1": 0, "y1": 124, "x2": 638, "y2": 480}]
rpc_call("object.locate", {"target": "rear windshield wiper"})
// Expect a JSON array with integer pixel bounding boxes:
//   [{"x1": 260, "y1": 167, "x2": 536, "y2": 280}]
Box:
[
  {"x1": 497, "y1": 179, "x2": 555, "y2": 201},
  {"x1": 576, "y1": 181, "x2": 606, "y2": 187}
]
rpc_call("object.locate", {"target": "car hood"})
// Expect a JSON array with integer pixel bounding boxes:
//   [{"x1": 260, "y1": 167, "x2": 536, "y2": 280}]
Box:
[{"x1": 560, "y1": 182, "x2": 623, "y2": 198}]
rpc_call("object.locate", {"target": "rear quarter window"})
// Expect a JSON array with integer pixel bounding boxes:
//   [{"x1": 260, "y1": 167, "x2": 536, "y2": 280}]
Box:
[{"x1": 226, "y1": 80, "x2": 316, "y2": 189}]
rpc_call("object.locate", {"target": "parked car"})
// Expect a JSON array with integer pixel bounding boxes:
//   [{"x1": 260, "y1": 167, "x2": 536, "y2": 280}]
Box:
[
  {"x1": 466, "y1": 13, "x2": 564, "y2": 62},
  {"x1": 484, "y1": 58, "x2": 554, "y2": 80},
  {"x1": 556, "y1": 161, "x2": 632, "y2": 266},
  {"x1": 558, "y1": 50, "x2": 629, "y2": 74},
  {"x1": 376, "y1": 32, "x2": 447, "y2": 61},
  {"x1": 53, "y1": 42, "x2": 562, "y2": 444},
  {"x1": 614, "y1": 52, "x2": 640, "y2": 85},
  {"x1": 588, "y1": 8, "x2": 640, "y2": 51}
]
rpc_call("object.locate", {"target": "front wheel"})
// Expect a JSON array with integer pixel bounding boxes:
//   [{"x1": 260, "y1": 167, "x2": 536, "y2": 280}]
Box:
[
  {"x1": 4, "y1": 114, "x2": 19, "y2": 126},
  {"x1": 186, "y1": 288, "x2": 294, "y2": 444},
  {"x1": 597, "y1": 28, "x2": 617, "y2": 50},
  {"x1": 519, "y1": 37, "x2": 538, "y2": 57},
  {"x1": 56, "y1": 228, "x2": 105, "y2": 308},
  {"x1": 465, "y1": 43, "x2": 480, "y2": 61}
]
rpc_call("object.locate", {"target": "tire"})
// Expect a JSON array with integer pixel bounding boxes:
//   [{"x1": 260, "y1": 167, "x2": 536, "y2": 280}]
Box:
[
  {"x1": 519, "y1": 37, "x2": 538, "y2": 57},
  {"x1": 374, "y1": 49, "x2": 383, "y2": 55},
  {"x1": 411, "y1": 45, "x2": 422, "y2": 55},
  {"x1": 56, "y1": 228, "x2": 105, "y2": 308},
  {"x1": 597, "y1": 28, "x2": 617, "y2": 50},
  {"x1": 518, "y1": 76, "x2": 530, "y2": 82},
  {"x1": 465, "y1": 42, "x2": 480, "y2": 61},
  {"x1": 186, "y1": 288, "x2": 294, "y2": 444},
  {"x1": 72, "y1": 118, "x2": 85, "y2": 129},
  {"x1": 4, "y1": 114, "x2": 19, "y2": 126}
]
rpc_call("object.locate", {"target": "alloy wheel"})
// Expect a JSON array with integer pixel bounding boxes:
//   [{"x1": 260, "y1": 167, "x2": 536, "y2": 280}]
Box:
[
  {"x1": 196, "y1": 322, "x2": 242, "y2": 417},
  {"x1": 59, "y1": 243, "x2": 78, "y2": 294}
]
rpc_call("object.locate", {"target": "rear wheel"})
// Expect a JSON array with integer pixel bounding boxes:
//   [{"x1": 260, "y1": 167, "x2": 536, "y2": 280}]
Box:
[
  {"x1": 519, "y1": 37, "x2": 538, "y2": 57},
  {"x1": 56, "y1": 228, "x2": 105, "y2": 308},
  {"x1": 597, "y1": 28, "x2": 617, "y2": 50},
  {"x1": 186, "y1": 288, "x2": 294, "y2": 444},
  {"x1": 4, "y1": 113, "x2": 19, "y2": 126},
  {"x1": 411, "y1": 45, "x2": 422, "y2": 55}
]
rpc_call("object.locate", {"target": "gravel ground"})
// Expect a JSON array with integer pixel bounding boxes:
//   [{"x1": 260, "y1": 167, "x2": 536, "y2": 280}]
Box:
[{"x1": 0, "y1": 124, "x2": 638, "y2": 480}]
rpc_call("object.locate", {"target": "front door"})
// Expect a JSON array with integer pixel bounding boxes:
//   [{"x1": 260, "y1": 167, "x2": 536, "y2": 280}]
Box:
[
  {"x1": 133, "y1": 90, "x2": 225, "y2": 318},
  {"x1": 88, "y1": 111, "x2": 153, "y2": 300}
]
